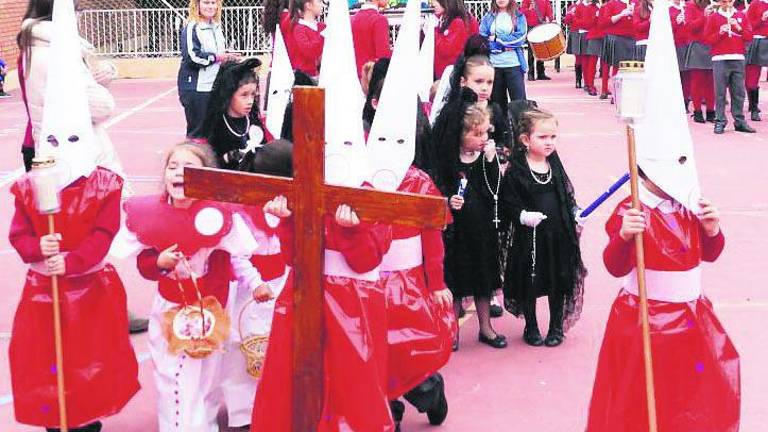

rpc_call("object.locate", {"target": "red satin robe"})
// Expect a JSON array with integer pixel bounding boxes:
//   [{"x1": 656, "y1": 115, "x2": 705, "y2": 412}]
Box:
[
  {"x1": 8, "y1": 167, "x2": 139, "y2": 428},
  {"x1": 586, "y1": 196, "x2": 740, "y2": 432},
  {"x1": 382, "y1": 166, "x2": 456, "y2": 399},
  {"x1": 251, "y1": 218, "x2": 395, "y2": 431}
]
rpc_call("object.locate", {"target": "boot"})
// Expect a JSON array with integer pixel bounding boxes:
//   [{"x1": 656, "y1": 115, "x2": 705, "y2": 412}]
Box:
[
  {"x1": 528, "y1": 70, "x2": 536, "y2": 81},
  {"x1": 390, "y1": 400, "x2": 405, "y2": 432},
  {"x1": 706, "y1": 110, "x2": 716, "y2": 122},
  {"x1": 575, "y1": 65, "x2": 583, "y2": 89},
  {"x1": 749, "y1": 89, "x2": 762, "y2": 121},
  {"x1": 692, "y1": 110, "x2": 705, "y2": 123},
  {"x1": 522, "y1": 303, "x2": 544, "y2": 346},
  {"x1": 544, "y1": 296, "x2": 565, "y2": 347},
  {"x1": 537, "y1": 61, "x2": 551, "y2": 80}
]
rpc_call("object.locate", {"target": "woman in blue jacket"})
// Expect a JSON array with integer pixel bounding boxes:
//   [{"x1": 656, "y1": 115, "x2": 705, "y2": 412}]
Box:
[
  {"x1": 178, "y1": 0, "x2": 239, "y2": 139},
  {"x1": 479, "y1": 0, "x2": 528, "y2": 117}
]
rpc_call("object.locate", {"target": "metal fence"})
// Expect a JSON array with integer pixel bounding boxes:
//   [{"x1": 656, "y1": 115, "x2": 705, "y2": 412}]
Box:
[{"x1": 79, "y1": 0, "x2": 577, "y2": 57}]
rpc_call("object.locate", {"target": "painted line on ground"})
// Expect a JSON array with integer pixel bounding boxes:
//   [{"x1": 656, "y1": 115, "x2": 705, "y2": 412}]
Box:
[{"x1": 0, "y1": 87, "x2": 177, "y2": 191}]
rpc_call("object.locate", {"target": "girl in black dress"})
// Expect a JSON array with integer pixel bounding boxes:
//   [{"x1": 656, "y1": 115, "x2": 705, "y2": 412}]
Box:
[
  {"x1": 434, "y1": 88, "x2": 507, "y2": 350},
  {"x1": 202, "y1": 58, "x2": 267, "y2": 170},
  {"x1": 500, "y1": 108, "x2": 587, "y2": 347}
]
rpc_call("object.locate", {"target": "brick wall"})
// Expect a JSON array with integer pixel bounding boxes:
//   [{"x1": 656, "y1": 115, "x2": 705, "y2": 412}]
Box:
[{"x1": 0, "y1": 0, "x2": 27, "y2": 67}]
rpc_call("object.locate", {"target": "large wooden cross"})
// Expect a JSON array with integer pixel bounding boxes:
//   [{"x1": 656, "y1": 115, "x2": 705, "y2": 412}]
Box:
[{"x1": 184, "y1": 87, "x2": 448, "y2": 431}]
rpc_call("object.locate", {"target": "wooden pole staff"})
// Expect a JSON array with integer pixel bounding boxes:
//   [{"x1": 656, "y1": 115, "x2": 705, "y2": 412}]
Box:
[
  {"x1": 626, "y1": 124, "x2": 658, "y2": 432},
  {"x1": 47, "y1": 214, "x2": 68, "y2": 432}
]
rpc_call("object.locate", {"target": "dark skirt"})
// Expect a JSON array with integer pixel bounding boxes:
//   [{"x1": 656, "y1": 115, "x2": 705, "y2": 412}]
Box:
[
  {"x1": 634, "y1": 43, "x2": 647, "y2": 62},
  {"x1": 676, "y1": 43, "x2": 690, "y2": 71},
  {"x1": 585, "y1": 37, "x2": 604, "y2": 57},
  {"x1": 567, "y1": 31, "x2": 588, "y2": 55},
  {"x1": 746, "y1": 38, "x2": 768, "y2": 66},
  {"x1": 685, "y1": 41, "x2": 713, "y2": 70},
  {"x1": 602, "y1": 34, "x2": 636, "y2": 66}
]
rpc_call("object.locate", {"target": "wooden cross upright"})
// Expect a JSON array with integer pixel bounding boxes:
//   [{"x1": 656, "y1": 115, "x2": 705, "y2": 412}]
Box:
[{"x1": 184, "y1": 87, "x2": 448, "y2": 431}]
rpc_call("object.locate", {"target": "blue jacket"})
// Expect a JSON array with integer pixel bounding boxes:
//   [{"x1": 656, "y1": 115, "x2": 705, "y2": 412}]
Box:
[
  {"x1": 479, "y1": 12, "x2": 528, "y2": 73},
  {"x1": 177, "y1": 21, "x2": 225, "y2": 93}
]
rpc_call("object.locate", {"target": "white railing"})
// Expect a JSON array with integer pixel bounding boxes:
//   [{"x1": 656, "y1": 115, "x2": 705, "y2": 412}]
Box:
[{"x1": 79, "y1": 1, "x2": 576, "y2": 57}]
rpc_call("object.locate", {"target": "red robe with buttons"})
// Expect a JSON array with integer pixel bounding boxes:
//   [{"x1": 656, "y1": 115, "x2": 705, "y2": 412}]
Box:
[
  {"x1": 251, "y1": 218, "x2": 395, "y2": 431},
  {"x1": 434, "y1": 17, "x2": 471, "y2": 79},
  {"x1": 383, "y1": 166, "x2": 456, "y2": 399},
  {"x1": 586, "y1": 197, "x2": 740, "y2": 432},
  {"x1": 8, "y1": 167, "x2": 140, "y2": 428}
]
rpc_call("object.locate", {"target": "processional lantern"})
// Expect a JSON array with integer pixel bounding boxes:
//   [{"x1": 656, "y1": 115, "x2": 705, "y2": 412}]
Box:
[{"x1": 613, "y1": 61, "x2": 647, "y2": 123}]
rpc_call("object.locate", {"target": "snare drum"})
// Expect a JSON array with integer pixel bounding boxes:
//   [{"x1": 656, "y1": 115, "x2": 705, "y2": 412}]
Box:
[{"x1": 527, "y1": 23, "x2": 566, "y2": 62}]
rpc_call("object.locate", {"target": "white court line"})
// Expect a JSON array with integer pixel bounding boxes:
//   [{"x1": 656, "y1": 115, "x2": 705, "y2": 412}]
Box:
[{"x1": 0, "y1": 87, "x2": 177, "y2": 190}]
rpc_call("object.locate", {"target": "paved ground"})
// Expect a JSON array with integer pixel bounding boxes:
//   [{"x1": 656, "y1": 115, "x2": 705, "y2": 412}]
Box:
[{"x1": 0, "y1": 71, "x2": 766, "y2": 431}]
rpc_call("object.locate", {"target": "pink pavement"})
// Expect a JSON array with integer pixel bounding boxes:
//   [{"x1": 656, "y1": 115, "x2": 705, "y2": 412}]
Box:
[{"x1": 0, "y1": 73, "x2": 766, "y2": 431}]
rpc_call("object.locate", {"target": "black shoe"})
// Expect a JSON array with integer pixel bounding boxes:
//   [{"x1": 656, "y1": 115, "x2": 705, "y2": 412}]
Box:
[
  {"x1": 588, "y1": 87, "x2": 598, "y2": 96},
  {"x1": 47, "y1": 421, "x2": 102, "y2": 432},
  {"x1": 478, "y1": 332, "x2": 508, "y2": 348},
  {"x1": 599, "y1": 93, "x2": 609, "y2": 100},
  {"x1": 752, "y1": 111, "x2": 762, "y2": 122},
  {"x1": 692, "y1": 110, "x2": 705, "y2": 123},
  {"x1": 538, "y1": 74, "x2": 552, "y2": 80},
  {"x1": 390, "y1": 399, "x2": 404, "y2": 431},
  {"x1": 544, "y1": 329, "x2": 565, "y2": 347},
  {"x1": 706, "y1": 110, "x2": 716, "y2": 122},
  {"x1": 523, "y1": 326, "x2": 544, "y2": 346},
  {"x1": 490, "y1": 303, "x2": 503, "y2": 318},
  {"x1": 0, "y1": 90, "x2": 11, "y2": 98},
  {"x1": 129, "y1": 315, "x2": 149, "y2": 334},
  {"x1": 714, "y1": 123, "x2": 726, "y2": 134},
  {"x1": 426, "y1": 382, "x2": 448, "y2": 425},
  {"x1": 735, "y1": 122, "x2": 757, "y2": 133}
]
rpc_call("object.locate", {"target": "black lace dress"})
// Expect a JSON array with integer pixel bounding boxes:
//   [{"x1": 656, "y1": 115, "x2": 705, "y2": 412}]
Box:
[
  {"x1": 499, "y1": 153, "x2": 586, "y2": 332},
  {"x1": 443, "y1": 155, "x2": 503, "y2": 299}
]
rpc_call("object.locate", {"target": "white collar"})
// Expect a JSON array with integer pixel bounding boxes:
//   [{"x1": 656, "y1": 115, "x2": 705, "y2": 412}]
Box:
[
  {"x1": 718, "y1": 7, "x2": 736, "y2": 18},
  {"x1": 670, "y1": 2, "x2": 684, "y2": 11},
  {"x1": 360, "y1": 3, "x2": 379, "y2": 10},
  {"x1": 639, "y1": 182, "x2": 682, "y2": 214},
  {"x1": 298, "y1": 18, "x2": 319, "y2": 30}
]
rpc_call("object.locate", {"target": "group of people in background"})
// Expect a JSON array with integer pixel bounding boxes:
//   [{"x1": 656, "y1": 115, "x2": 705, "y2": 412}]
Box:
[
  {"x1": 5, "y1": 0, "x2": 748, "y2": 430},
  {"x1": 564, "y1": 0, "x2": 766, "y2": 134}
]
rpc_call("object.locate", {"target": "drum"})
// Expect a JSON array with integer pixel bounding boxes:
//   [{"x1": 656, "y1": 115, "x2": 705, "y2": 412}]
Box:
[{"x1": 527, "y1": 23, "x2": 566, "y2": 62}]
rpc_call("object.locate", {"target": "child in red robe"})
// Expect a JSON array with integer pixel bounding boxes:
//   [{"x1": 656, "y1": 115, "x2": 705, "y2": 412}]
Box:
[
  {"x1": 291, "y1": 0, "x2": 327, "y2": 79},
  {"x1": 586, "y1": 173, "x2": 740, "y2": 431},
  {"x1": 351, "y1": 0, "x2": 392, "y2": 77},
  {"x1": 9, "y1": 164, "x2": 140, "y2": 431}
]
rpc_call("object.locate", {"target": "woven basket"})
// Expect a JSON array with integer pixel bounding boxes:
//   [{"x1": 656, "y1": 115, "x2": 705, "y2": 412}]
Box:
[{"x1": 238, "y1": 298, "x2": 270, "y2": 379}]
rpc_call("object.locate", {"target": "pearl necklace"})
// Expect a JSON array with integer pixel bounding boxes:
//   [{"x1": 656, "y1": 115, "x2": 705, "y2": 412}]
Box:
[
  {"x1": 222, "y1": 113, "x2": 250, "y2": 138},
  {"x1": 529, "y1": 161, "x2": 552, "y2": 185},
  {"x1": 481, "y1": 154, "x2": 502, "y2": 229}
]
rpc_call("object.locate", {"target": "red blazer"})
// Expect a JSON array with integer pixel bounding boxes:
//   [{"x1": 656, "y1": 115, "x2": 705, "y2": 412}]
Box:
[
  {"x1": 685, "y1": 3, "x2": 710, "y2": 44},
  {"x1": 351, "y1": 7, "x2": 392, "y2": 77},
  {"x1": 564, "y1": 4, "x2": 577, "y2": 26},
  {"x1": 522, "y1": 0, "x2": 554, "y2": 26},
  {"x1": 670, "y1": 5, "x2": 690, "y2": 46},
  {"x1": 747, "y1": 0, "x2": 768, "y2": 37},
  {"x1": 633, "y1": 7, "x2": 651, "y2": 40},
  {"x1": 600, "y1": 0, "x2": 636, "y2": 38},
  {"x1": 704, "y1": 9, "x2": 753, "y2": 56},
  {"x1": 292, "y1": 19, "x2": 326, "y2": 77},
  {"x1": 434, "y1": 17, "x2": 469, "y2": 79},
  {"x1": 586, "y1": 3, "x2": 607, "y2": 40}
]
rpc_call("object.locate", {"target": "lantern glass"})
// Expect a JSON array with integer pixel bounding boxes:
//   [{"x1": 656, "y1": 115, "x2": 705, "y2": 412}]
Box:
[
  {"x1": 29, "y1": 157, "x2": 63, "y2": 215},
  {"x1": 613, "y1": 62, "x2": 647, "y2": 122}
]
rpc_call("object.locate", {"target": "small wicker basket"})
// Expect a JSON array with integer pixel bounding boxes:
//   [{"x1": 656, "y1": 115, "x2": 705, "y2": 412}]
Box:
[{"x1": 238, "y1": 299, "x2": 270, "y2": 379}]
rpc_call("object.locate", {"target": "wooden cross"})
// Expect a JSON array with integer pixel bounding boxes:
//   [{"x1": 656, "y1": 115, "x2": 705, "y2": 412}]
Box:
[{"x1": 184, "y1": 87, "x2": 448, "y2": 431}]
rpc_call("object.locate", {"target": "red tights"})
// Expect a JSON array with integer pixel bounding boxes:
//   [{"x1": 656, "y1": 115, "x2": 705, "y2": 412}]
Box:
[{"x1": 689, "y1": 69, "x2": 714, "y2": 112}]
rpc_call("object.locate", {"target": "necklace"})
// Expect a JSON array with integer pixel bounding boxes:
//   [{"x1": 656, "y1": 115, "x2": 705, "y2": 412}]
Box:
[
  {"x1": 481, "y1": 153, "x2": 502, "y2": 229},
  {"x1": 222, "y1": 114, "x2": 250, "y2": 138},
  {"x1": 528, "y1": 160, "x2": 552, "y2": 185}
]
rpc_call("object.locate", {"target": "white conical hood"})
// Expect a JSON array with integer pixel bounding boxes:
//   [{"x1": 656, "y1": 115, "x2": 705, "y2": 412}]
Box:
[
  {"x1": 37, "y1": 0, "x2": 98, "y2": 188},
  {"x1": 365, "y1": 0, "x2": 421, "y2": 191},
  {"x1": 418, "y1": 14, "x2": 435, "y2": 102},
  {"x1": 634, "y1": 0, "x2": 701, "y2": 212},
  {"x1": 319, "y1": 0, "x2": 368, "y2": 187},
  {"x1": 265, "y1": 27, "x2": 295, "y2": 139}
]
